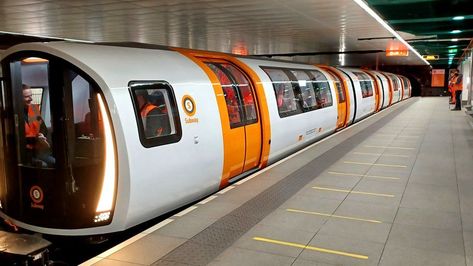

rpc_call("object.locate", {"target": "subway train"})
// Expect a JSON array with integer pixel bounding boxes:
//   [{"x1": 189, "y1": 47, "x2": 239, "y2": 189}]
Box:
[{"x1": 0, "y1": 42, "x2": 411, "y2": 236}]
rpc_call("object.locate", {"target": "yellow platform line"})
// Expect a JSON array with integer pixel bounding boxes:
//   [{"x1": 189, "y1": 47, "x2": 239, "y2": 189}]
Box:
[
  {"x1": 286, "y1": 208, "x2": 382, "y2": 224},
  {"x1": 343, "y1": 161, "x2": 407, "y2": 168},
  {"x1": 365, "y1": 145, "x2": 415, "y2": 150},
  {"x1": 328, "y1": 171, "x2": 400, "y2": 180},
  {"x1": 312, "y1": 186, "x2": 395, "y2": 198},
  {"x1": 352, "y1": 152, "x2": 409, "y2": 158},
  {"x1": 252, "y1": 237, "x2": 368, "y2": 260}
]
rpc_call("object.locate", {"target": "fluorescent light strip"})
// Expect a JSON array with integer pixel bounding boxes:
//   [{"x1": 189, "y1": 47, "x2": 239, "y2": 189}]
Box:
[{"x1": 352, "y1": 0, "x2": 429, "y2": 65}]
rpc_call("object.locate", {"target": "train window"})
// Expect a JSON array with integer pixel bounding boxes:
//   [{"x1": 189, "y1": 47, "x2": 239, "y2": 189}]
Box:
[
  {"x1": 325, "y1": 72, "x2": 346, "y2": 103},
  {"x1": 353, "y1": 72, "x2": 374, "y2": 98},
  {"x1": 289, "y1": 70, "x2": 317, "y2": 111},
  {"x1": 262, "y1": 68, "x2": 302, "y2": 117},
  {"x1": 308, "y1": 70, "x2": 333, "y2": 108},
  {"x1": 220, "y1": 63, "x2": 258, "y2": 124},
  {"x1": 130, "y1": 81, "x2": 182, "y2": 148},
  {"x1": 205, "y1": 62, "x2": 258, "y2": 128},
  {"x1": 389, "y1": 74, "x2": 400, "y2": 91}
]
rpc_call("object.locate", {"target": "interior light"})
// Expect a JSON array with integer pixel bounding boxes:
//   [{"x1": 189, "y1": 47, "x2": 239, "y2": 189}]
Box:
[
  {"x1": 352, "y1": 0, "x2": 429, "y2": 65},
  {"x1": 453, "y1": 16, "x2": 465, "y2": 21},
  {"x1": 22, "y1": 57, "x2": 49, "y2": 63},
  {"x1": 95, "y1": 93, "x2": 117, "y2": 214},
  {"x1": 448, "y1": 45, "x2": 459, "y2": 48},
  {"x1": 451, "y1": 30, "x2": 462, "y2": 34},
  {"x1": 448, "y1": 49, "x2": 458, "y2": 53},
  {"x1": 451, "y1": 39, "x2": 459, "y2": 42}
]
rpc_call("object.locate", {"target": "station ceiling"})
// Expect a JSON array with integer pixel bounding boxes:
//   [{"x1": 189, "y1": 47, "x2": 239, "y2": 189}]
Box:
[{"x1": 0, "y1": 0, "x2": 471, "y2": 68}]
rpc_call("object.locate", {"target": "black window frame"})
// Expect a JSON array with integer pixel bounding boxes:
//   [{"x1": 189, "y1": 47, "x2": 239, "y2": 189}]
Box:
[{"x1": 129, "y1": 81, "x2": 182, "y2": 148}]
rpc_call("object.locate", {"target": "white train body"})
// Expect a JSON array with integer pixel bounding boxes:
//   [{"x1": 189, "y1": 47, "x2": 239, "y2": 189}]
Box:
[{"x1": 0, "y1": 42, "x2": 411, "y2": 235}]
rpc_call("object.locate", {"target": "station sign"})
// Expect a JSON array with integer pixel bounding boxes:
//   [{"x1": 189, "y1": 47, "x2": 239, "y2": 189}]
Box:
[
  {"x1": 386, "y1": 40, "x2": 409, "y2": 57},
  {"x1": 422, "y1": 55, "x2": 439, "y2": 60}
]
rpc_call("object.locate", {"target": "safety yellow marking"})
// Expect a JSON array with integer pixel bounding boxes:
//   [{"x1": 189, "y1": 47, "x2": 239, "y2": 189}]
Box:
[
  {"x1": 328, "y1": 171, "x2": 400, "y2": 180},
  {"x1": 286, "y1": 208, "x2": 382, "y2": 223},
  {"x1": 312, "y1": 186, "x2": 395, "y2": 198},
  {"x1": 252, "y1": 237, "x2": 368, "y2": 260},
  {"x1": 343, "y1": 161, "x2": 407, "y2": 168},
  {"x1": 365, "y1": 145, "x2": 415, "y2": 150},
  {"x1": 374, "y1": 134, "x2": 419, "y2": 138},
  {"x1": 352, "y1": 152, "x2": 409, "y2": 158},
  {"x1": 174, "y1": 206, "x2": 198, "y2": 217}
]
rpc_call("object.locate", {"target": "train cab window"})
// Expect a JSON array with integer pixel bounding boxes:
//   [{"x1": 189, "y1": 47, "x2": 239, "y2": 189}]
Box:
[
  {"x1": 353, "y1": 72, "x2": 374, "y2": 98},
  {"x1": 262, "y1": 68, "x2": 302, "y2": 117},
  {"x1": 130, "y1": 82, "x2": 181, "y2": 147},
  {"x1": 308, "y1": 70, "x2": 333, "y2": 108},
  {"x1": 205, "y1": 62, "x2": 258, "y2": 128}
]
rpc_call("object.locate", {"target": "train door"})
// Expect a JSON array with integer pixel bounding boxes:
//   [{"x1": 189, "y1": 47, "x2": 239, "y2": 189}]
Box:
[
  {"x1": 0, "y1": 55, "x2": 114, "y2": 228},
  {"x1": 364, "y1": 71, "x2": 382, "y2": 111},
  {"x1": 324, "y1": 70, "x2": 348, "y2": 129},
  {"x1": 203, "y1": 59, "x2": 262, "y2": 183}
]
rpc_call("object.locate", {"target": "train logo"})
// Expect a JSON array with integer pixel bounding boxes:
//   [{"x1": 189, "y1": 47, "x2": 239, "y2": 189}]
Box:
[
  {"x1": 182, "y1": 95, "x2": 196, "y2": 116},
  {"x1": 30, "y1": 185, "x2": 44, "y2": 210}
]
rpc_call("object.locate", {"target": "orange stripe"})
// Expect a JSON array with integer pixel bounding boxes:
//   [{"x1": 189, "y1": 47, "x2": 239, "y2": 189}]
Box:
[
  {"x1": 172, "y1": 48, "x2": 271, "y2": 187},
  {"x1": 319, "y1": 66, "x2": 350, "y2": 127}
]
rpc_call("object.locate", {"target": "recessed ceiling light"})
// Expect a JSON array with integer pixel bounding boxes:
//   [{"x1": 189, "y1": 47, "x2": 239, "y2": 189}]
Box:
[
  {"x1": 451, "y1": 30, "x2": 462, "y2": 34},
  {"x1": 451, "y1": 38, "x2": 459, "y2": 42},
  {"x1": 453, "y1": 16, "x2": 465, "y2": 20}
]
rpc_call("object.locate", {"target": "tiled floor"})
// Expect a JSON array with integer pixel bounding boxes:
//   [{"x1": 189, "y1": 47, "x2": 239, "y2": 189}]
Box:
[{"x1": 82, "y1": 97, "x2": 473, "y2": 266}]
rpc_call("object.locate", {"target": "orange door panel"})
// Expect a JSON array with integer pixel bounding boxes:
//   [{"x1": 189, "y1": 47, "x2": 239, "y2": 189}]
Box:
[
  {"x1": 320, "y1": 66, "x2": 349, "y2": 129},
  {"x1": 173, "y1": 48, "x2": 269, "y2": 187}
]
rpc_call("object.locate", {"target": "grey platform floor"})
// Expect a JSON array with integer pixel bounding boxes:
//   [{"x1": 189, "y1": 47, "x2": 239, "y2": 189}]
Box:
[{"x1": 82, "y1": 97, "x2": 473, "y2": 266}]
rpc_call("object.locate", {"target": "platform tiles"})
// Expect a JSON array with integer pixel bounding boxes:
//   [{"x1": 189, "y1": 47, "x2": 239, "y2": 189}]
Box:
[{"x1": 81, "y1": 97, "x2": 473, "y2": 266}]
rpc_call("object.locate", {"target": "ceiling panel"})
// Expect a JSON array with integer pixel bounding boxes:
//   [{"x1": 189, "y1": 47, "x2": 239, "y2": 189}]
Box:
[{"x1": 0, "y1": 0, "x2": 436, "y2": 66}]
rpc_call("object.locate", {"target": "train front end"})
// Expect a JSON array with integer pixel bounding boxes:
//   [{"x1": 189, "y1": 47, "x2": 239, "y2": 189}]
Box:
[{"x1": 0, "y1": 48, "x2": 118, "y2": 235}]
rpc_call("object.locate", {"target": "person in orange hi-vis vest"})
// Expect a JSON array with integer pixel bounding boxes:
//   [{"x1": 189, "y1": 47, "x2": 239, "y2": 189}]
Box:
[
  {"x1": 135, "y1": 90, "x2": 168, "y2": 138},
  {"x1": 451, "y1": 70, "x2": 463, "y2": 111},
  {"x1": 23, "y1": 84, "x2": 55, "y2": 167}
]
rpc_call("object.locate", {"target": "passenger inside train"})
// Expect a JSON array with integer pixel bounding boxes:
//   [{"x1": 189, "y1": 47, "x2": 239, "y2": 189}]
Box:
[{"x1": 135, "y1": 89, "x2": 171, "y2": 138}]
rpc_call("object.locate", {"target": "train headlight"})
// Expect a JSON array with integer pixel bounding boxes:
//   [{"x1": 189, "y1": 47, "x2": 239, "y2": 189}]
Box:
[{"x1": 95, "y1": 94, "x2": 117, "y2": 220}]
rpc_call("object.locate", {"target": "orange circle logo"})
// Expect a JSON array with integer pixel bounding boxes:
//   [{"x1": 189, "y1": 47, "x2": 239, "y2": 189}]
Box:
[
  {"x1": 30, "y1": 185, "x2": 44, "y2": 204},
  {"x1": 182, "y1": 95, "x2": 196, "y2": 116}
]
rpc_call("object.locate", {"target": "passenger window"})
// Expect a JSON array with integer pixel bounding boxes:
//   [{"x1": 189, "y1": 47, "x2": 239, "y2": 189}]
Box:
[
  {"x1": 206, "y1": 63, "x2": 244, "y2": 128},
  {"x1": 309, "y1": 70, "x2": 333, "y2": 108},
  {"x1": 290, "y1": 70, "x2": 317, "y2": 111},
  {"x1": 130, "y1": 82, "x2": 181, "y2": 147},
  {"x1": 389, "y1": 75, "x2": 399, "y2": 91},
  {"x1": 205, "y1": 62, "x2": 258, "y2": 128},
  {"x1": 263, "y1": 68, "x2": 302, "y2": 117},
  {"x1": 220, "y1": 63, "x2": 257, "y2": 124},
  {"x1": 325, "y1": 72, "x2": 346, "y2": 103},
  {"x1": 353, "y1": 72, "x2": 374, "y2": 98}
]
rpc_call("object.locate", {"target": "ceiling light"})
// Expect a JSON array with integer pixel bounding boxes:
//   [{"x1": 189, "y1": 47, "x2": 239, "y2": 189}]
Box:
[
  {"x1": 448, "y1": 49, "x2": 458, "y2": 53},
  {"x1": 451, "y1": 39, "x2": 459, "y2": 42},
  {"x1": 352, "y1": 0, "x2": 429, "y2": 65},
  {"x1": 451, "y1": 30, "x2": 462, "y2": 34},
  {"x1": 453, "y1": 16, "x2": 465, "y2": 21},
  {"x1": 448, "y1": 45, "x2": 459, "y2": 48}
]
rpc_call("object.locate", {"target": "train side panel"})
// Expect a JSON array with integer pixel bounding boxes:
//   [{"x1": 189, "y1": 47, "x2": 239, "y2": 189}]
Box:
[{"x1": 239, "y1": 58, "x2": 337, "y2": 164}]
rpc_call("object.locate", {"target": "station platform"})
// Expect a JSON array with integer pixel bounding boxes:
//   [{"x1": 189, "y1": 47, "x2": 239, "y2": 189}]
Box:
[{"x1": 82, "y1": 97, "x2": 473, "y2": 266}]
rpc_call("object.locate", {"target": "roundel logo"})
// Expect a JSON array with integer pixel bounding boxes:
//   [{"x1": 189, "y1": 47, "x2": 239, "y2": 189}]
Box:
[
  {"x1": 182, "y1": 95, "x2": 196, "y2": 116},
  {"x1": 30, "y1": 185, "x2": 44, "y2": 204}
]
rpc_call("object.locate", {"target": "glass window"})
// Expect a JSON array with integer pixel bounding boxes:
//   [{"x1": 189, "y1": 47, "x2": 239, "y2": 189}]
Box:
[
  {"x1": 325, "y1": 72, "x2": 345, "y2": 103},
  {"x1": 30, "y1": 88, "x2": 43, "y2": 105},
  {"x1": 308, "y1": 70, "x2": 333, "y2": 108},
  {"x1": 263, "y1": 68, "x2": 302, "y2": 117},
  {"x1": 353, "y1": 72, "x2": 374, "y2": 98},
  {"x1": 389, "y1": 74, "x2": 400, "y2": 91},
  {"x1": 220, "y1": 63, "x2": 258, "y2": 124},
  {"x1": 130, "y1": 82, "x2": 181, "y2": 147},
  {"x1": 290, "y1": 70, "x2": 317, "y2": 111},
  {"x1": 206, "y1": 63, "x2": 244, "y2": 128}
]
